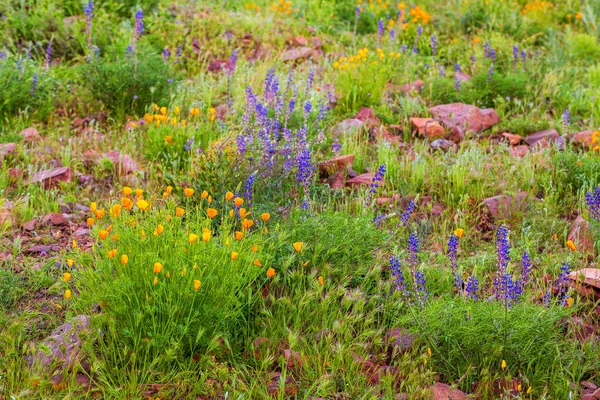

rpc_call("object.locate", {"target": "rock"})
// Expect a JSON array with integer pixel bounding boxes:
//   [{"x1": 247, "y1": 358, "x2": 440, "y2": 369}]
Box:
[
  {"x1": 29, "y1": 167, "x2": 73, "y2": 189},
  {"x1": 0, "y1": 143, "x2": 17, "y2": 160},
  {"x1": 429, "y1": 382, "x2": 467, "y2": 400},
  {"x1": 19, "y1": 127, "x2": 42, "y2": 142},
  {"x1": 207, "y1": 59, "x2": 227, "y2": 73},
  {"x1": 280, "y1": 47, "x2": 312, "y2": 61},
  {"x1": 568, "y1": 316, "x2": 598, "y2": 342},
  {"x1": 502, "y1": 132, "x2": 523, "y2": 145},
  {"x1": 214, "y1": 104, "x2": 229, "y2": 121},
  {"x1": 524, "y1": 128, "x2": 562, "y2": 148},
  {"x1": 82, "y1": 149, "x2": 100, "y2": 165},
  {"x1": 570, "y1": 130, "x2": 595, "y2": 147},
  {"x1": 318, "y1": 155, "x2": 355, "y2": 177},
  {"x1": 281, "y1": 349, "x2": 303, "y2": 371},
  {"x1": 430, "y1": 139, "x2": 456, "y2": 151},
  {"x1": 331, "y1": 119, "x2": 365, "y2": 136},
  {"x1": 401, "y1": 79, "x2": 425, "y2": 94},
  {"x1": 429, "y1": 103, "x2": 500, "y2": 137},
  {"x1": 328, "y1": 172, "x2": 345, "y2": 189},
  {"x1": 310, "y1": 37, "x2": 323, "y2": 48},
  {"x1": 483, "y1": 192, "x2": 529, "y2": 220},
  {"x1": 346, "y1": 173, "x2": 374, "y2": 188},
  {"x1": 288, "y1": 35, "x2": 308, "y2": 47},
  {"x1": 8, "y1": 168, "x2": 22, "y2": 182},
  {"x1": 24, "y1": 245, "x2": 59, "y2": 255},
  {"x1": 567, "y1": 268, "x2": 600, "y2": 300},
  {"x1": 510, "y1": 145, "x2": 529, "y2": 157},
  {"x1": 454, "y1": 71, "x2": 471, "y2": 82},
  {"x1": 568, "y1": 216, "x2": 595, "y2": 255},
  {"x1": 41, "y1": 213, "x2": 66, "y2": 226},
  {"x1": 22, "y1": 219, "x2": 37, "y2": 231},
  {"x1": 103, "y1": 151, "x2": 141, "y2": 175},
  {"x1": 27, "y1": 316, "x2": 92, "y2": 379},
  {"x1": 354, "y1": 107, "x2": 381, "y2": 128},
  {"x1": 410, "y1": 118, "x2": 445, "y2": 140}
]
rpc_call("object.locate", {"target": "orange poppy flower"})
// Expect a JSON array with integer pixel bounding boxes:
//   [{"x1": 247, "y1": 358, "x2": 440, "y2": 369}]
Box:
[
  {"x1": 261, "y1": 213, "x2": 270, "y2": 222},
  {"x1": 226, "y1": 192, "x2": 234, "y2": 201},
  {"x1": 235, "y1": 231, "x2": 244, "y2": 240},
  {"x1": 234, "y1": 197, "x2": 244, "y2": 207},
  {"x1": 207, "y1": 208, "x2": 218, "y2": 219},
  {"x1": 293, "y1": 242, "x2": 303, "y2": 253},
  {"x1": 201, "y1": 190, "x2": 208, "y2": 199},
  {"x1": 194, "y1": 280, "x2": 201, "y2": 290},
  {"x1": 122, "y1": 197, "x2": 133, "y2": 210},
  {"x1": 231, "y1": 251, "x2": 239, "y2": 260},
  {"x1": 242, "y1": 219, "x2": 254, "y2": 230},
  {"x1": 122, "y1": 186, "x2": 133, "y2": 196},
  {"x1": 121, "y1": 255, "x2": 128, "y2": 265},
  {"x1": 87, "y1": 218, "x2": 94, "y2": 227},
  {"x1": 176, "y1": 207, "x2": 185, "y2": 217},
  {"x1": 566, "y1": 240, "x2": 576, "y2": 251},
  {"x1": 184, "y1": 188, "x2": 195, "y2": 197},
  {"x1": 253, "y1": 259, "x2": 262, "y2": 267},
  {"x1": 266, "y1": 268, "x2": 276, "y2": 278},
  {"x1": 153, "y1": 262, "x2": 164, "y2": 274},
  {"x1": 108, "y1": 249, "x2": 117, "y2": 258},
  {"x1": 189, "y1": 233, "x2": 198, "y2": 244}
]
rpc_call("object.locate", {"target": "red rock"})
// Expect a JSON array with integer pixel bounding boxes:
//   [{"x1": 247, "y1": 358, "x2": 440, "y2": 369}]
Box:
[
  {"x1": 354, "y1": 107, "x2": 381, "y2": 128},
  {"x1": 19, "y1": 127, "x2": 42, "y2": 142},
  {"x1": 568, "y1": 316, "x2": 598, "y2": 342},
  {"x1": 346, "y1": 173, "x2": 374, "y2": 188},
  {"x1": 215, "y1": 104, "x2": 229, "y2": 121},
  {"x1": 22, "y1": 219, "x2": 37, "y2": 231},
  {"x1": 82, "y1": 149, "x2": 100, "y2": 164},
  {"x1": 524, "y1": 128, "x2": 562, "y2": 147},
  {"x1": 24, "y1": 245, "x2": 59, "y2": 254},
  {"x1": 429, "y1": 382, "x2": 467, "y2": 400},
  {"x1": 8, "y1": 168, "x2": 22, "y2": 182},
  {"x1": 430, "y1": 103, "x2": 499, "y2": 136},
  {"x1": 207, "y1": 60, "x2": 227, "y2": 73},
  {"x1": 567, "y1": 268, "x2": 600, "y2": 300},
  {"x1": 454, "y1": 71, "x2": 471, "y2": 82},
  {"x1": 570, "y1": 130, "x2": 595, "y2": 147},
  {"x1": 29, "y1": 167, "x2": 73, "y2": 189},
  {"x1": 483, "y1": 192, "x2": 529, "y2": 220},
  {"x1": 510, "y1": 145, "x2": 529, "y2": 157},
  {"x1": 0, "y1": 207, "x2": 11, "y2": 227},
  {"x1": 280, "y1": 47, "x2": 312, "y2": 61},
  {"x1": 401, "y1": 79, "x2": 425, "y2": 94},
  {"x1": 377, "y1": 195, "x2": 401, "y2": 206},
  {"x1": 568, "y1": 216, "x2": 594, "y2": 255},
  {"x1": 41, "y1": 213, "x2": 66, "y2": 226},
  {"x1": 410, "y1": 118, "x2": 445, "y2": 140},
  {"x1": 103, "y1": 151, "x2": 141, "y2": 175},
  {"x1": 332, "y1": 119, "x2": 365, "y2": 136},
  {"x1": 502, "y1": 132, "x2": 523, "y2": 145},
  {"x1": 328, "y1": 172, "x2": 345, "y2": 189},
  {"x1": 281, "y1": 349, "x2": 303, "y2": 371},
  {"x1": 310, "y1": 36, "x2": 323, "y2": 48},
  {"x1": 318, "y1": 155, "x2": 355, "y2": 177},
  {"x1": 290, "y1": 35, "x2": 308, "y2": 46},
  {"x1": 0, "y1": 143, "x2": 17, "y2": 160},
  {"x1": 430, "y1": 139, "x2": 456, "y2": 151}
]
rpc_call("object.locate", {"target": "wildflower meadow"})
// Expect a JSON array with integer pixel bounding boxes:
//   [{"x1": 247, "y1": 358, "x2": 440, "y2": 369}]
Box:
[{"x1": 2, "y1": 0, "x2": 600, "y2": 398}]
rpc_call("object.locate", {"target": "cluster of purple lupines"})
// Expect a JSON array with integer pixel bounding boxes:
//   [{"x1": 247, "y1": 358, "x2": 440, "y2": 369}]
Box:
[
  {"x1": 415, "y1": 270, "x2": 428, "y2": 305},
  {"x1": 235, "y1": 68, "x2": 331, "y2": 208},
  {"x1": 521, "y1": 251, "x2": 531, "y2": 285},
  {"x1": 439, "y1": 65, "x2": 445, "y2": 78},
  {"x1": 512, "y1": 44, "x2": 519, "y2": 70},
  {"x1": 84, "y1": 1, "x2": 94, "y2": 59},
  {"x1": 562, "y1": 108, "x2": 570, "y2": 134},
  {"x1": 585, "y1": 186, "x2": 600, "y2": 222},
  {"x1": 377, "y1": 19, "x2": 384, "y2": 47},
  {"x1": 447, "y1": 234, "x2": 462, "y2": 289},
  {"x1": 389, "y1": 255, "x2": 407, "y2": 294},
  {"x1": 353, "y1": 6, "x2": 360, "y2": 36},
  {"x1": 430, "y1": 33, "x2": 437, "y2": 59},
  {"x1": 408, "y1": 232, "x2": 419, "y2": 276},
  {"x1": 492, "y1": 226, "x2": 527, "y2": 308},
  {"x1": 364, "y1": 164, "x2": 386, "y2": 206},
  {"x1": 243, "y1": 173, "x2": 256, "y2": 207}
]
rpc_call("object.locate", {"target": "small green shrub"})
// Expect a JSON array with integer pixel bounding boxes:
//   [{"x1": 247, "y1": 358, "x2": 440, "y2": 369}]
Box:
[
  {"x1": 82, "y1": 50, "x2": 177, "y2": 119},
  {"x1": 0, "y1": 56, "x2": 56, "y2": 123},
  {"x1": 407, "y1": 298, "x2": 571, "y2": 396}
]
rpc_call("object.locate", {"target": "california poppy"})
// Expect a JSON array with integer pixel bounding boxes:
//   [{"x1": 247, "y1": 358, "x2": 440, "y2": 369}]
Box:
[
  {"x1": 108, "y1": 249, "x2": 117, "y2": 258},
  {"x1": 293, "y1": 242, "x2": 303, "y2": 253},
  {"x1": 184, "y1": 188, "x2": 195, "y2": 197},
  {"x1": 266, "y1": 268, "x2": 276, "y2": 278},
  {"x1": 64, "y1": 273, "x2": 71, "y2": 282},
  {"x1": 90, "y1": 202, "x2": 97, "y2": 212},
  {"x1": 261, "y1": 213, "x2": 270, "y2": 222},
  {"x1": 176, "y1": 207, "x2": 185, "y2": 217},
  {"x1": 454, "y1": 228, "x2": 464, "y2": 238},
  {"x1": 153, "y1": 262, "x2": 164, "y2": 274},
  {"x1": 201, "y1": 190, "x2": 208, "y2": 199},
  {"x1": 194, "y1": 280, "x2": 201, "y2": 290},
  {"x1": 207, "y1": 208, "x2": 218, "y2": 218},
  {"x1": 67, "y1": 259, "x2": 74, "y2": 267},
  {"x1": 189, "y1": 233, "x2": 198, "y2": 244},
  {"x1": 226, "y1": 192, "x2": 234, "y2": 201},
  {"x1": 566, "y1": 240, "x2": 576, "y2": 251},
  {"x1": 121, "y1": 255, "x2": 128, "y2": 265},
  {"x1": 99, "y1": 230, "x2": 108, "y2": 240},
  {"x1": 136, "y1": 199, "x2": 150, "y2": 211},
  {"x1": 123, "y1": 186, "x2": 133, "y2": 196},
  {"x1": 64, "y1": 290, "x2": 72, "y2": 300},
  {"x1": 235, "y1": 231, "x2": 244, "y2": 240},
  {"x1": 253, "y1": 259, "x2": 262, "y2": 266},
  {"x1": 234, "y1": 197, "x2": 244, "y2": 207},
  {"x1": 87, "y1": 218, "x2": 94, "y2": 227}
]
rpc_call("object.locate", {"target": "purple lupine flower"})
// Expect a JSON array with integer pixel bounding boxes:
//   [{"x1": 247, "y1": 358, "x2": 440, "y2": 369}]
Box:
[
  {"x1": 498, "y1": 273, "x2": 518, "y2": 308},
  {"x1": 365, "y1": 164, "x2": 386, "y2": 206},
  {"x1": 521, "y1": 251, "x2": 531, "y2": 285},
  {"x1": 30, "y1": 73, "x2": 38, "y2": 95},
  {"x1": 586, "y1": 187, "x2": 600, "y2": 222},
  {"x1": 227, "y1": 49, "x2": 238, "y2": 76},
  {"x1": 543, "y1": 290, "x2": 551, "y2": 308},
  {"x1": 135, "y1": 10, "x2": 144, "y2": 37},
  {"x1": 45, "y1": 41, "x2": 53, "y2": 68},
  {"x1": 439, "y1": 65, "x2": 445, "y2": 78},
  {"x1": 413, "y1": 25, "x2": 423, "y2": 53},
  {"x1": 494, "y1": 226, "x2": 510, "y2": 300},
  {"x1": 263, "y1": 68, "x2": 275, "y2": 102},
  {"x1": 390, "y1": 29, "x2": 395, "y2": 40},
  {"x1": 487, "y1": 62, "x2": 494, "y2": 81},
  {"x1": 296, "y1": 147, "x2": 313, "y2": 188},
  {"x1": 162, "y1": 47, "x2": 171, "y2": 60},
  {"x1": 236, "y1": 134, "x2": 248, "y2": 157},
  {"x1": 400, "y1": 45, "x2": 408, "y2": 52},
  {"x1": 0, "y1": 52, "x2": 6, "y2": 61},
  {"x1": 373, "y1": 214, "x2": 386, "y2": 227},
  {"x1": 415, "y1": 270, "x2": 428, "y2": 305},
  {"x1": 431, "y1": 33, "x2": 437, "y2": 58},
  {"x1": 184, "y1": 137, "x2": 194, "y2": 151},
  {"x1": 377, "y1": 19, "x2": 384, "y2": 45},
  {"x1": 243, "y1": 173, "x2": 256, "y2": 207},
  {"x1": 84, "y1": 1, "x2": 94, "y2": 58},
  {"x1": 557, "y1": 263, "x2": 571, "y2": 306},
  {"x1": 562, "y1": 108, "x2": 570, "y2": 126},
  {"x1": 521, "y1": 50, "x2": 526, "y2": 71},
  {"x1": 454, "y1": 62, "x2": 461, "y2": 91},
  {"x1": 389, "y1": 255, "x2": 407, "y2": 293},
  {"x1": 408, "y1": 232, "x2": 419, "y2": 276},
  {"x1": 466, "y1": 276, "x2": 478, "y2": 300},
  {"x1": 303, "y1": 100, "x2": 312, "y2": 119},
  {"x1": 305, "y1": 68, "x2": 315, "y2": 95},
  {"x1": 242, "y1": 86, "x2": 257, "y2": 126},
  {"x1": 125, "y1": 45, "x2": 133, "y2": 58},
  {"x1": 176, "y1": 45, "x2": 182, "y2": 59},
  {"x1": 332, "y1": 138, "x2": 341, "y2": 156},
  {"x1": 398, "y1": 199, "x2": 415, "y2": 227},
  {"x1": 470, "y1": 55, "x2": 476, "y2": 69},
  {"x1": 484, "y1": 41, "x2": 491, "y2": 57},
  {"x1": 512, "y1": 44, "x2": 519, "y2": 70},
  {"x1": 354, "y1": 6, "x2": 361, "y2": 36},
  {"x1": 447, "y1": 234, "x2": 462, "y2": 290}
]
